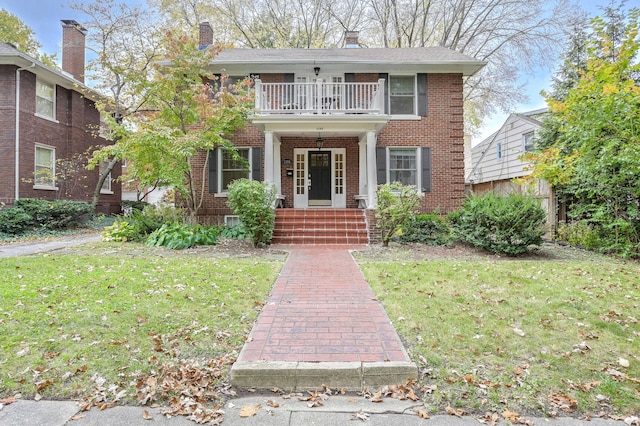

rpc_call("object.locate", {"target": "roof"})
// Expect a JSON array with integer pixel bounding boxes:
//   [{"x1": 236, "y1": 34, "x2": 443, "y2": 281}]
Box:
[
  {"x1": 207, "y1": 46, "x2": 486, "y2": 76},
  {"x1": 0, "y1": 42, "x2": 101, "y2": 102}
]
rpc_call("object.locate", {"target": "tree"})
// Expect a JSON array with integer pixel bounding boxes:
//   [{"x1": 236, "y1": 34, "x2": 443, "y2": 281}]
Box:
[
  {"x1": 70, "y1": 0, "x2": 164, "y2": 207},
  {"x1": 0, "y1": 8, "x2": 56, "y2": 65},
  {"x1": 94, "y1": 31, "x2": 252, "y2": 223},
  {"x1": 524, "y1": 5, "x2": 640, "y2": 255}
]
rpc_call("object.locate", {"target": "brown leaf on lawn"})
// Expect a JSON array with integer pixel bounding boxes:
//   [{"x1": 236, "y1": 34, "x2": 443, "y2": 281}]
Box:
[
  {"x1": 479, "y1": 412, "x2": 500, "y2": 425},
  {"x1": 549, "y1": 393, "x2": 577, "y2": 412},
  {"x1": 266, "y1": 400, "x2": 280, "y2": 408},
  {"x1": 575, "y1": 381, "x2": 601, "y2": 392},
  {"x1": 43, "y1": 351, "x2": 60, "y2": 360},
  {"x1": 464, "y1": 374, "x2": 475, "y2": 384},
  {"x1": 142, "y1": 409, "x2": 152, "y2": 420},
  {"x1": 351, "y1": 409, "x2": 369, "y2": 421},
  {"x1": 502, "y1": 409, "x2": 521, "y2": 422},
  {"x1": 413, "y1": 407, "x2": 430, "y2": 419},
  {"x1": 35, "y1": 380, "x2": 53, "y2": 392},
  {"x1": 239, "y1": 404, "x2": 261, "y2": 417},
  {"x1": 445, "y1": 406, "x2": 468, "y2": 417}
]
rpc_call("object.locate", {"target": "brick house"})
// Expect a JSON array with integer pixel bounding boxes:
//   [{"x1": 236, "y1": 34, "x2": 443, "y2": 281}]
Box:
[
  {"x1": 194, "y1": 25, "x2": 485, "y2": 242},
  {"x1": 0, "y1": 20, "x2": 121, "y2": 214}
]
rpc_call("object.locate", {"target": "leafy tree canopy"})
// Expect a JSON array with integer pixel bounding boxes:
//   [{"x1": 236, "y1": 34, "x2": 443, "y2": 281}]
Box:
[{"x1": 0, "y1": 8, "x2": 56, "y2": 66}]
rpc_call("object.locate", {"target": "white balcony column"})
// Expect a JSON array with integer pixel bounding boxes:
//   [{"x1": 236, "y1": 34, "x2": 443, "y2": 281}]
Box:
[
  {"x1": 273, "y1": 136, "x2": 282, "y2": 194},
  {"x1": 358, "y1": 135, "x2": 367, "y2": 196},
  {"x1": 366, "y1": 130, "x2": 378, "y2": 208},
  {"x1": 264, "y1": 131, "x2": 274, "y2": 185}
]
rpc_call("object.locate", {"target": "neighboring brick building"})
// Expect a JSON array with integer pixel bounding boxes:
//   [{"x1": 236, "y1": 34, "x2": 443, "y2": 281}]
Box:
[
  {"x1": 193, "y1": 24, "x2": 485, "y2": 226},
  {"x1": 0, "y1": 20, "x2": 121, "y2": 214}
]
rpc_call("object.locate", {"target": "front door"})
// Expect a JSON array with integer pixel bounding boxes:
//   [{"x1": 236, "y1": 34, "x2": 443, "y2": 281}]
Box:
[{"x1": 308, "y1": 151, "x2": 331, "y2": 206}]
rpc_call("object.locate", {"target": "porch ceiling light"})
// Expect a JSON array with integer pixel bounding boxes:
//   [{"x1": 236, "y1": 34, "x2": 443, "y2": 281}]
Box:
[
  {"x1": 314, "y1": 66, "x2": 320, "y2": 76},
  {"x1": 315, "y1": 135, "x2": 324, "y2": 149}
]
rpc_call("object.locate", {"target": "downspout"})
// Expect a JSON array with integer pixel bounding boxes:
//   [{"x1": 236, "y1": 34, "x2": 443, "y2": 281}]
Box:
[{"x1": 15, "y1": 63, "x2": 35, "y2": 201}]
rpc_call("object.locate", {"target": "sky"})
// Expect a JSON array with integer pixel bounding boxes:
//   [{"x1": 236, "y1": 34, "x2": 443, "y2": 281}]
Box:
[{"x1": 1, "y1": 0, "x2": 617, "y2": 144}]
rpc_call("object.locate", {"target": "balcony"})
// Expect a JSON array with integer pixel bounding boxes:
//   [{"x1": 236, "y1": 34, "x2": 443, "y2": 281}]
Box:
[{"x1": 254, "y1": 79, "x2": 385, "y2": 116}]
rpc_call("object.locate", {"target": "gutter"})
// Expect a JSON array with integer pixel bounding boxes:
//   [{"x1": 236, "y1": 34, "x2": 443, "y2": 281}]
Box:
[{"x1": 15, "y1": 62, "x2": 35, "y2": 201}]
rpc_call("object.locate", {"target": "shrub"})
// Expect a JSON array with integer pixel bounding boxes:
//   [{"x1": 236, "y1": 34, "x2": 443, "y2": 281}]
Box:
[
  {"x1": 220, "y1": 224, "x2": 249, "y2": 240},
  {"x1": 0, "y1": 207, "x2": 33, "y2": 235},
  {"x1": 110, "y1": 205, "x2": 185, "y2": 242},
  {"x1": 375, "y1": 183, "x2": 421, "y2": 247},
  {"x1": 14, "y1": 199, "x2": 94, "y2": 229},
  {"x1": 145, "y1": 222, "x2": 219, "y2": 249},
  {"x1": 121, "y1": 200, "x2": 149, "y2": 214},
  {"x1": 396, "y1": 212, "x2": 452, "y2": 245},
  {"x1": 449, "y1": 192, "x2": 546, "y2": 255},
  {"x1": 555, "y1": 221, "x2": 603, "y2": 250},
  {"x1": 227, "y1": 179, "x2": 276, "y2": 247},
  {"x1": 102, "y1": 221, "x2": 137, "y2": 242}
]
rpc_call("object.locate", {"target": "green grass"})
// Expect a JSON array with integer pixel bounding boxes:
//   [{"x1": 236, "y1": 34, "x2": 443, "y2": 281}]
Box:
[
  {"x1": 359, "y1": 257, "x2": 640, "y2": 417},
  {"x1": 0, "y1": 243, "x2": 282, "y2": 405}
]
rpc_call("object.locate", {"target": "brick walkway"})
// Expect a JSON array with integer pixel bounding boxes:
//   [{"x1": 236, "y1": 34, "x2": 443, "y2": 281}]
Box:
[{"x1": 237, "y1": 246, "x2": 410, "y2": 363}]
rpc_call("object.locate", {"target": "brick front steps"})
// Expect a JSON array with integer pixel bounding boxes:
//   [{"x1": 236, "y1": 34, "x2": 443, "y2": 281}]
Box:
[{"x1": 272, "y1": 208, "x2": 369, "y2": 245}]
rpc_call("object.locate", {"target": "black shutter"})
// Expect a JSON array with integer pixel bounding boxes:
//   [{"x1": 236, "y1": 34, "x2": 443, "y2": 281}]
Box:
[
  {"x1": 417, "y1": 73, "x2": 428, "y2": 116},
  {"x1": 344, "y1": 73, "x2": 355, "y2": 82},
  {"x1": 344, "y1": 73, "x2": 355, "y2": 109},
  {"x1": 379, "y1": 73, "x2": 389, "y2": 114},
  {"x1": 421, "y1": 147, "x2": 432, "y2": 193},
  {"x1": 376, "y1": 147, "x2": 387, "y2": 185},
  {"x1": 284, "y1": 73, "x2": 294, "y2": 83},
  {"x1": 251, "y1": 147, "x2": 262, "y2": 181},
  {"x1": 208, "y1": 149, "x2": 218, "y2": 193}
]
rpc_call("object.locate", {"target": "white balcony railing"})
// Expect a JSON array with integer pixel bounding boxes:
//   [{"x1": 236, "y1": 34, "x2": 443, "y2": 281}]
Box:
[{"x1": 254, "y1": 79, "x2": 385, "y2": 115}]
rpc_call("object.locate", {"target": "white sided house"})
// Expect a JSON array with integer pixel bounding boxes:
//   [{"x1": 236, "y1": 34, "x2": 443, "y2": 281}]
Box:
[{"x1": 467, "y1": 108, "x2": 556, "y2": 229}]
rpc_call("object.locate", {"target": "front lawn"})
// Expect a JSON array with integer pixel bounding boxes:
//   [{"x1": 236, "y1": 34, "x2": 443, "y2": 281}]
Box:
[
  {"x1": 0, "y1": 243, "x2": 283, "y2": 409},
  {"x1": 358, "y1": 248, "x2": 640, "y2": 418}
]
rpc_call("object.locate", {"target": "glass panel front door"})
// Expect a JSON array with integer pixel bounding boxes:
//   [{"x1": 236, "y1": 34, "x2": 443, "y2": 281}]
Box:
[{"x1": 308, "y1": 151, "x2": 331, "y2": 206}]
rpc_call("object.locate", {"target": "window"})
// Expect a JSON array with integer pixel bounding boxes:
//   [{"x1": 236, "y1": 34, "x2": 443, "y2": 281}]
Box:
[
  {"x1": 523, "y1": 132, "x2": 535, "y2": 152},
  {"x1": 224, "y1": 215, "x2": 241, "y2": 227},
  {"x1": 36, "y1": 79, "x2": 55, "y2": 119},
  {"x1": 221, "y1": 148, "x2": 250, "y2": 191},
  {"x1": 34, "y1": 145, "x2": 55, "y2": 189},
  {"x1": 389, "y1": 148, "x2": 417, "y2": 186},
  {"x1": 389, "y1": 76, "x2": 415, "y2": 115},
  {"x1": 99, "y1": 161, "x2": 112, "y2": 193},
  {"x1": 496, "y1": 142, "x2": 503, "y2": 160}
]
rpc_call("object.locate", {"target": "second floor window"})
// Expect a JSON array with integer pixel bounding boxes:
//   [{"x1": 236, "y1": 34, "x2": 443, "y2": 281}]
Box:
[
  {"x1": 221, "y1": 148, "x2": 250, "y2": 191},
  {"x1": 36, "y1": 79, "x2": 55, "y2": 120},
  {"x1": 496, "y1": 142, "x2": 503, "y2": 160},
  {"x1": 389, "y1": 76, "x2": 415, "y2": 115},
  {"x1": 523, "y1": 131, "x2": 535, "y2": 152}
]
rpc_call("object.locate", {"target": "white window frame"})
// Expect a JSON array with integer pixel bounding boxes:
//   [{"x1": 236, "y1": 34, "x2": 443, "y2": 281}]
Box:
[
  {"x1": 496, "y1": 142, "x2": 503, "y2": 161},
  {"x1": 35, "y1": 78, "x2": 56, "y2": 121},
  {"x1": 218, "y1": 147, "x2": 252, "y2": 193},
  {"x1": 99, "y1": 161, "x2": 113, "y2": 194},
  {"x1": 389, "y1": 75, "x2": 416, "y2": 116},
  {"x1": 224, "y1": 215, "x2": 241, "y2": 227},
  {"x1": 523, "y1": 131, "x2": 535, "y2": 153},
  {"x1": 387, "y1": 147, "x2": 421, "y2": 188},
  {"x1": 34, "y1": 144, "x2": 57, "y2": 190}
]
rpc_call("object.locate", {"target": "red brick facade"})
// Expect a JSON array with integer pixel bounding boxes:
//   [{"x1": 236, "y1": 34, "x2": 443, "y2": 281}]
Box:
[
  {"x1": 191, "y1": 71, "x2": 465, "y2": 224},
  {"x1": 0, "y1": 65, "x2": 121, "y2": 214}
]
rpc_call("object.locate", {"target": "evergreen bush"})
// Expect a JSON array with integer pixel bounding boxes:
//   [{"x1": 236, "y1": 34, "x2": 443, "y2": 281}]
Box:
[{"x1": 226, "y1": 179, "x2": 276, "y2": 247}]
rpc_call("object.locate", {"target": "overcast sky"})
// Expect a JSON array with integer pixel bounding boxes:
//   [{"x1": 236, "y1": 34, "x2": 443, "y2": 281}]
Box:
[{"x1": 2, "y1": 0, "x2": 615, "y2": 143}]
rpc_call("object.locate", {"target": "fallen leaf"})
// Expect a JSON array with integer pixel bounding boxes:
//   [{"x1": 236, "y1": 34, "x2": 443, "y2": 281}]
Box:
[
  {"x1": 239, "y1": 404, "x2": 260, "y2": 417},
  {"x1": 502, "y1": 409, "x2": 521, "y2": 422},
  {"x1": 347, "y1": 397, "x2": 359, "y2": 403},
  {"x1": 266, "y1": 400, "x2": 280, "y2": 408},
  {"x1": 513, "y1": 328, "x2": 525, "y2": 337},
  {"x1": 0, "y1": 396, "x2": 17, "y2": 405},
  {"x1": 414, "y1": 407, "x2": 430, "y2": 419},
  {"x1": 624, "y1": 416, "x2": 639, "y2": 425},
  {"x1": 142, "y1": 409, "x2": 152, "y2": 420},
  {"x1": 619, "y1": 358, "x2": 630, "y2": 368},
  {"x1": 70, "y1": 414, "x2": 85, "y2": 421},
  {"x1": 446, "y1": 406, "x2": 468, "y2": 417},
  {"x1": 351, "y1": 409, "x2": 369, "y2": 421},
  {"x1": 16, "y1": 347, "x2": 30, "y2": 357},
  {"x1": 479, "y1": 412, "x2": 500, "y2": 425}
]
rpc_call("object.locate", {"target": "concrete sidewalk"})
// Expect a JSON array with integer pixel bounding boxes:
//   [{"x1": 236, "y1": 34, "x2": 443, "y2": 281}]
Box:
[
  {"x1": 0, "y1": 397, "x2": 631, "y2": 425},
  {"x1": 0, "y1": 233, "x2": 102, "y2": 258}
]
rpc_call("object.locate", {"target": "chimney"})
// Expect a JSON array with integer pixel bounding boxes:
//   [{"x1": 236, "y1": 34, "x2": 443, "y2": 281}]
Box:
[
  {"x1": 61, "y1": 20, "x2": 87, "y2": 83},
  {"x1": 199, "y1": 22, "x2": 213, "y2": 48},
  {"x1": 345, "y1": 31, "x2": 360, "y2": 48}
]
